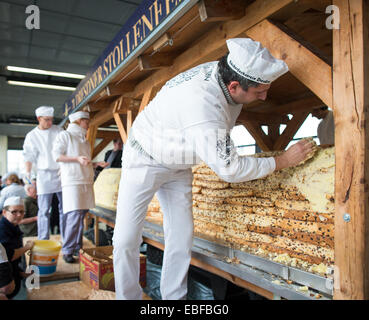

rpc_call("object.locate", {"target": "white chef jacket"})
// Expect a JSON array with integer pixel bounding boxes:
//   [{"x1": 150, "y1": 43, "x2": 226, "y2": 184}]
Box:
[
  {"x1": 52, "y1": 123, "x2": 95, "y2": 213},
  {"x1": 130, "y1": 62, "x2": 275, "y2": 183},
  {"x1": 317, "y1": 110, "x2": 335, "y2": 145},
  {"x1": 22, "y1": 125, "x2": 63, "y2": 195},
  {"x1": 52, "y1": 123, "x2": 94, "y2": 187}
]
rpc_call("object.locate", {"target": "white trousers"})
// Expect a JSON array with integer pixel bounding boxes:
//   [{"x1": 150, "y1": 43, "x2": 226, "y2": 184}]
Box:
[{"x1": 112, "y1": 143, "x2": 193, "y2": 300}]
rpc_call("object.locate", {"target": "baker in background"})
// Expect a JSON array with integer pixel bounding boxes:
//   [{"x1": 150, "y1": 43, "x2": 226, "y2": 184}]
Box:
[
  {"x1": 311, "y1": 106, "x2": 334, "y2": 145},
  {"x1": 23, "y1": 106, "x2": 65, "y2": 241},
  {"x1": 52, "y1": 111, "x2": 108, "y2": 263},
  {"x1": 112, "y1": 38, "x2": 314, "y2": 300}
]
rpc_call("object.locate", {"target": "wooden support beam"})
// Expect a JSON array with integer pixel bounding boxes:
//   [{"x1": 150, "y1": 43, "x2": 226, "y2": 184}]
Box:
[
  {"x1": 113, "y1": 112, "x2": 128, "y2": 143},
  {"x1": 96, "y1": 130, "x2": 120, "y2": 140},
  {"x1": 268, "y1": 124, "x2": 280, "y2": 146},
  {"x1": 89, "y1": 103, "x2": 116, "y2": 127},
  {"x1": 241, "y1": 120, "x2": 274, "y2": 151},
  {"x1": 153, "y1": 33, "x2": 172, "y2": 51},
  {"x1": 138, "y1": 52, "x2": 176, "y2": 71},
  {"x1": 333, "y1": 0, "x2": 369, "y2": 300},
  {"x1": 98, "y1": 82, "x2": 136, "y2": 100},
  {"x1": 138, "y1": 87, "x2": 160, "y2": 113},
  {"x1": 273, "y1": 112, "x2": 309, "y2": 150},
  {"x1": 86, "y1": 125, "x2": 98, "y2": 154},
  {"x1": 197, "y1": 0, "x2": 246, "y2": 22},
  {"x1": 272, "y1": 97, "x2": 325, "y2": 115},
  {"x1": 132, "y1": 0, "x2": 297, "y2": 99},
  {"x1": 246, "y1": 19, "x2": 333, "y2": 109},
  {"x1": 113, "y1": 97, "x2": 141, "y2": 114},
  {"x1": 238, "y1": 111, "x2": 289, "y2": 125},
  {"x1": 92, "y1": 137, "x2": 111, "y2": 159}
]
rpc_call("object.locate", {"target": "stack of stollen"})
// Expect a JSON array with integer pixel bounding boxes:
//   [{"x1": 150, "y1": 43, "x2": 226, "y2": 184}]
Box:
[{"x1": 145, "y1": 139, "x2": 335, "y2": 276}]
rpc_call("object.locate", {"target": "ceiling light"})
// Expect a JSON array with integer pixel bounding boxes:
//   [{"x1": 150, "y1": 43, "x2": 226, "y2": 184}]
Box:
[
  {"x1": 7, "y1": 80, "x2": 76, "y2": 91},
  {"x1": 6, "y1": 66, "x2": 85, "y2": 79}
]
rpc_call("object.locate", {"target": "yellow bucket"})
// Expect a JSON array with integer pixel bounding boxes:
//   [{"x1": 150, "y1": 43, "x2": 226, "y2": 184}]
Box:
[{"x1": 29, "y1": 240, "x2": 62, "y2": 277}]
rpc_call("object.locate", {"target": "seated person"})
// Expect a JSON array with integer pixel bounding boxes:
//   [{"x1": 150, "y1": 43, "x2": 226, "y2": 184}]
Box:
[
  {"x1": 311, "y1": 106, "x2": 335, "y2": 145},
  {"x1": 0, "y1": 197, "x2": 34, "y2": 299},
  {"x1": 19, "y1": 184, "x2": 38, "y2": 237},
  {"x1": 94, "y1": 138, "x2": 123, "y2": 179},
  {"x1": 0, "y1": 243, "x2": 15, "y2": 300},
  {"x1": 0, "y1": 174, "x2": 27, "y2": 211}
]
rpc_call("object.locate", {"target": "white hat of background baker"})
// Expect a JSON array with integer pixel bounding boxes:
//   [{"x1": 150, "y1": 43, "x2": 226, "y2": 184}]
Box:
[
  {"x1": 69, "y1": 111, "x2": 90, "y2": 123},
  {"x1": 4, "y1": 196, "x2": 24, "y2": 208},
  {"x1": 226, "y1": 38, "x2": 289, "y2": 84},
  {"x1": 35, "y1": 106, "x2": 54, "y2": 117}
]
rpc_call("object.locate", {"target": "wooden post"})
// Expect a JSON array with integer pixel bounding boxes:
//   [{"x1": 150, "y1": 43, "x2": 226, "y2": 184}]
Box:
[
  {"x1": 333, "y1": 0, "x2": 369, "y2": 300},
  {"x1": 86, "y1": 125, "x2": 98, "y2": 154}
]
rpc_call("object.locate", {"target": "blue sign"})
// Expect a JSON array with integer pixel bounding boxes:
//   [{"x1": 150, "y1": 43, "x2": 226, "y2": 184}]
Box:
[{"x1": 63, "y1": 0, "x2": 189, "y2": 118}]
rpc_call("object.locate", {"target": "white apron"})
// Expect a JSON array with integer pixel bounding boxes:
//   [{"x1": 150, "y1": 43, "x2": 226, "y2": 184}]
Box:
[{"x1": 62, "y1": 184, "x2": 95, "y2": 214}]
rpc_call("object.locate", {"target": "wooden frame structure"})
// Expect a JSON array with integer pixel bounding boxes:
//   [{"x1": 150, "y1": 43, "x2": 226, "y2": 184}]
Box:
[{"x1": 69, "y1": 0, "x2": 368, "y2": 299}]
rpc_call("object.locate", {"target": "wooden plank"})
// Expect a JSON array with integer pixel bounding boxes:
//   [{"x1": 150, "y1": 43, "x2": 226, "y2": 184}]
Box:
[
  {"x1": 132, "y1": 0, "x2": 296, "y2": 99},
  {"x1": 143, "y1": 237, "x2": 274, "y2": 300},
  {"x1": 152, "y1": 33, "x2": 172, "y2": 51},
  {"x1": 96, "y1": 130, "x2": 120, "y2": 140},
  {"x1": 113, "y1": 112, "x2": 128, "y2": 143},
  {"x1": 271, "y1": 97, "x2": 325, "y2": 115},
  {"x1": 197, "y1": 0, "x2": 246, "y2": 22},
  {"x1": 241, "y1": 120, "x2": 274, "y2": 151},
  {"x1": 268, "y1": 124, "x2": 280, "y2": 146},
  {"x1": 273, "y1": 112, "x2": 309, "y2": 150},
  {"x1": 238, "y1": 111, "x2": 289, "y2": 125},
  {"x1": 246, "y1": 19, "x2": 333, "y2": 109},
  {"x1": 333, "y1": 0, "x2": 369, "y2": 300},
  {"x1": 138, "y1": 87, "x2": 159, "y2": 113},
  {"x1": 138, "y1": 52, "x2": 176, "y2": 71},
  {"x1": 27, "y1": 281, "x2": 151, "y2": 300},
  {"x1": 86, "y1": 125, "x2": 98, "y2": 154},
  {"x1": 92, "y1": 138, "x2": 111, "y2": 159},
  {"x1": 89, "y1": 104, "x2": 116, "y2": 127}
]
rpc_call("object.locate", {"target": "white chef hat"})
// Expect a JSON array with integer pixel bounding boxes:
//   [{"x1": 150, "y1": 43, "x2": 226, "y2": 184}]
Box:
[
  {"x1": 35, "y1": 106, "x2": 54, "y2": 117},
  {"x1": 69, "y1": 111, "x2": 90, "y2": 123},
  {"x1": 4, "y1": 196, "x2": 24, "y2": 208},
  {"x1": 226, "y1": 38, "x2": 289, "y2": 84}
]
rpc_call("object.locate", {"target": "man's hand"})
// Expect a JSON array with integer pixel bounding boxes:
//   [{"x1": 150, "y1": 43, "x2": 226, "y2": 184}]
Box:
[
  {"x1": 96, "y1": 161, "x2": 109, "y2": 168},
  {"x1": 24, "y1": 241, "x2": 34, "y2": 251},
  {"x1": 274, "y1": 139, "x2": 315, "y2": 171},
  {"x1": 77, "y1": 156, "x2": 91, "y2": 166}
]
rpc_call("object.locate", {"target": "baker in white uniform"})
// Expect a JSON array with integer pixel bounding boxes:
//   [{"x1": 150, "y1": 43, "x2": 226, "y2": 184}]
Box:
[
  {"x1": 23, "y1": 106, "x2": 65, "y2": 241},
  {"x1": 52, "y1": 111, "x2": 108, "y2": 263},
  {"x1": 112, "y1": 38, "x2": 315, "y2": 300}
]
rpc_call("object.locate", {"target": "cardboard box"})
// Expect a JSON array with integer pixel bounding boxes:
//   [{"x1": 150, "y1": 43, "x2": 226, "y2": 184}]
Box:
[{"x1": 79, "y1": 246, "x2": 146, "y2": 291}]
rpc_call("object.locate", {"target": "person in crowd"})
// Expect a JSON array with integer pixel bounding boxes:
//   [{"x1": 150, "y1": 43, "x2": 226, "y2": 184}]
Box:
[
  {"x1": 52, "y1": 111, "x2": 108, "y2": 263},
  {"x1": 0, "y1": 197, "x2": 34, "y2": 299},
  {"x1": 311, "y1": 106, "x2": 335, "y2": 145},
  {"x1": 0, "y1": 242, "x2": 15, "y2": 300},
  {"x1": 0, "y1": 174, "x2": 26, "y2": 211},
  {"x1": 112, "y1": 38, "x2": 314, "y2": 300},
  {"x1": 19, "y1": 184, "x2": 38, "y2": 237},
  {"x1": 95, "y1": 138, "x2": 124, "y2": 178},
  {"x1": 23, "y1": 106, "x2": 65, "y2": 241}
]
